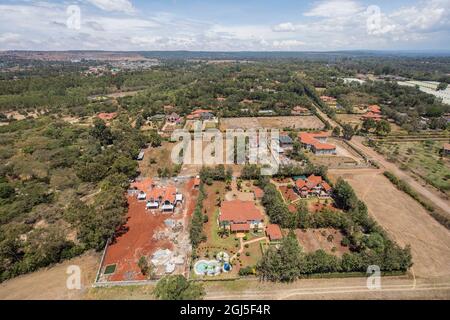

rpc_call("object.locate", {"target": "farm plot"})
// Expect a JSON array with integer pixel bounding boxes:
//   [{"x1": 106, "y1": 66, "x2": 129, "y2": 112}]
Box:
[
  {"x1": 220, "y1": 116, "x2": 324, "y2": 131},
  {"x1": 375, "y1": 140, "x2": 450, "y2": 196}
]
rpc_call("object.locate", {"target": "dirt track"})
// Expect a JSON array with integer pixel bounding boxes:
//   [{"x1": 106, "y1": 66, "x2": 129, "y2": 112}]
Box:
[
  {"x1": 329, "y1": 169, "x2": 450, "y2": 280},
  {"x1": 349, "y1": 136, "x2": 450, "y2": 215}
]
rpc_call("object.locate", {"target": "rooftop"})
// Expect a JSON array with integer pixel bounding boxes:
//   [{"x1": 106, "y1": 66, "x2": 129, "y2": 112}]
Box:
[{"x1": 219, "y1": 200, "x2": 263, "y2": 223}]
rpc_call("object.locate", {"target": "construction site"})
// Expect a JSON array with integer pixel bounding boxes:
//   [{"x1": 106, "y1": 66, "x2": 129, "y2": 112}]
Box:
[{"x1": 95, "y1": 177, "x2": 197, "y2": 284}]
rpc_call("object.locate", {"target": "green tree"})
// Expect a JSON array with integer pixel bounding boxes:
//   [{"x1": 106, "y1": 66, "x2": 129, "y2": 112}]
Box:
[
  {"x1": 362, "y1": 118, "x2": 376, "y2": 132},
  {"x1": 154, "y1": 275, "x2": 205, "y2": 300},
  {"x1": 375, "y1": 120, "x2": 391, "y2": 136},
  {"x1": 90, "y1": 119, "x2": 113, "y2": 145},
  {"x1": 342, "y1": 124, "x2": 354, "y2": 140},
  {"x1": 333, "y1": 178, "x2": 358, "y2": 211},
  {"x1": 332, "y1": 126, "x2": 341, "y2": 137},
  {"x1": 257, "y1": 231, "x2": 302, "y2": 282}
]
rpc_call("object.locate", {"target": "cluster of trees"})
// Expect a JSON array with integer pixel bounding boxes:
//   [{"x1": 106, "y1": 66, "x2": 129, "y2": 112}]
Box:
[
  {"x1": 199, "y1": 165, "x2": 232, "y2": 185},
  {"x1": 154, "y1": 275, "x2": 205, "y2": 300},
  {"x1": 257, "y1": 174, "x2": 412, "y2": 281},
  {"x1": 189, "y1": 183, "x2": 207, "y2": 248},
  {"x1": 0, "y1": 116, "x2": 146, "y2": 282},
  {"x1": 258, "y1": 230, "x2": 412, "y2": 282}
]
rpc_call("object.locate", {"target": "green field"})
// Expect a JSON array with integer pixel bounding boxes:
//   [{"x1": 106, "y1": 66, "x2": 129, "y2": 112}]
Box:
[{"x1": 376, "y1": 140, "x2": 450, "y2": 195}]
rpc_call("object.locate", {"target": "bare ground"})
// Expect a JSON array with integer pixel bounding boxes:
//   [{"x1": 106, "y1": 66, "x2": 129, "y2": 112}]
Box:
[{"x1": 0, "y1": 251, "x2": 100, "y2": 300}]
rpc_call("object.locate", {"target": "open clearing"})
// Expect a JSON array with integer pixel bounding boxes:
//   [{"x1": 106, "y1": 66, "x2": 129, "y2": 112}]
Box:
[
  {"x1": 295, "y1": 228, "x2": 350, "y2": 257},
  {"x1": 220, "y1": 116, "x2": 324, "y2": 130},
  {"x1": 0, "y1": 251, "x2": 100, "y2": 300},
  {"x1": 329, "y1": 169, "x2": 450, "y2": 280}
]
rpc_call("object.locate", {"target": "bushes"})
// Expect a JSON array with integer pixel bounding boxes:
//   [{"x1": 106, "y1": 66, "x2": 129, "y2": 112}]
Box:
[
  {"x1": 200, "y1": 165, "x2": 232, "y2": 183},
  {"x1": 262, "y1": 184, "x2": 291, "y2": 228},
  {"x1": 190, "y1": 184, "x2": 206, "y2": 248}
]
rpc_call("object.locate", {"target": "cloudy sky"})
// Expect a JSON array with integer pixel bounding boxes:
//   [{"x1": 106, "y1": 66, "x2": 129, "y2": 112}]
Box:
[{"x1": 0, "y1": 0, "x2": 449, "y2": 51}]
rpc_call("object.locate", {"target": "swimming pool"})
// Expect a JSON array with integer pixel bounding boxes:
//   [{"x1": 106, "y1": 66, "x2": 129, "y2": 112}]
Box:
[{"x1": 194, "y1": 260, "x2": 221, "y2": 276}]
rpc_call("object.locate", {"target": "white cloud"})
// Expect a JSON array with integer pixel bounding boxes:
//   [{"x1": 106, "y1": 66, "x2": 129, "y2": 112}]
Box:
[
  {"x1": 304, "y1": 0, "x2": 364, "y2": 18},
  {"x1": 85, "y1": 0, "x2": 135, "y2": 14},
  {"x1": 0, "y1": 33, "x2": 21, "y2": 43},
  {"x1": 272, "y1": 22, "x2": 297, "y2": 32},
  {"x1": 272, "y1": 39, "x2": 306, "y2": 48}
]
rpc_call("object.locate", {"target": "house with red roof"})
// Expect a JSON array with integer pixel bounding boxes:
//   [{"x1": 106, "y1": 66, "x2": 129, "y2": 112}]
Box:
[
  {"x1": 186, "y1": 109, "x2": 214, "y2": 120},
  {"x1": 361, "y1": 105, "x2": 383, "y2": 121},
  {"x1": 266, "y1": 224, "x2": 283, "y2": 242},
  {"x1": 130, "y1": 179, "x2": 181, "y2": 212},
  {"x1": 294, "y1": 174, "x2": 332, "y2": 198},
  {"x1": 298, "y1": 132, "x2": 336, "y2": 155},
  {"x1": 291, "y1": 106, "x2": 309, "y2": 115},
  {"x1": 219, "y1": 200, "x2": 264, "y2": 233},
  {"x1": 97, "y1": 112, "x2": 117, "y2": 121},
  {"x1": 442, "y1": 143, "x2": 450, "y2": 156}
]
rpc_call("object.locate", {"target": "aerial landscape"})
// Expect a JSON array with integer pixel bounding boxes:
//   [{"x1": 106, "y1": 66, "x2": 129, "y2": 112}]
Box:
[{"x1": 0, "y1": 0, "x2": 449, "y2": 305}]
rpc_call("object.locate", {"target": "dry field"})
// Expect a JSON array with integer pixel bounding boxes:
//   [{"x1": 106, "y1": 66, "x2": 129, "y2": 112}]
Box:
[
  {"x1": 0, "y1": 251, "x2": 100, "y2": 300},
  {"x1": 295, "y1": 228, "x2": 350, "y2": 257},
  {"x1": 139, "y1": 142, "x2": 175, "y2": 177},
  {"x1": 220, "y1": 116, "x2": 324, "y2": 130},
  {"x1": 335, "y1": 114, "x2": 403, "y2": 132},
  {"x1": 329, "y1": 169, "x2": 450, "y2": 280}
]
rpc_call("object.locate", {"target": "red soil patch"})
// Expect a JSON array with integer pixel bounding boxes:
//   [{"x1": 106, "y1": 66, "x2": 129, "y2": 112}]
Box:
[
  {"x1": 278, "y1": 186, "x2": 300, "y2": 203},
  {"x1": 102, "y1": 195, "x2": 173, "y2": 281}
]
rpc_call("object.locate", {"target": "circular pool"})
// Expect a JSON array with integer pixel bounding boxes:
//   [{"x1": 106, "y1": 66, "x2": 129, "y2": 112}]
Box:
[{"x1": 194, "y1": 260, "x2": 221, "y2": 276}]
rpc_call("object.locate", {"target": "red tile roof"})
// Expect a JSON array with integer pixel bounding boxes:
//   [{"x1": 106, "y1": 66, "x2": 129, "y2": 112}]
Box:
[
  {"x1": 231, "y1": 223, "x2": 251, "y2": 232},
  {"x1": 368, "y1": 105, "x2": 381, "y2": 113},
  {"x1": 130, "y1": 178, "x2": 153, "y2": 192},
  {"x1": 192, "y1": 109, "x2": 212, "y2": 115},
  {"x1": 266, "y1": 224, "x2": 283, "y2": 241},
  {"x1": 295, "y1": 175, "x2": 332, "y2": 193},
  {"x1": 253, "y1": 186, "x2": 264, "y2": 199},
  {"x1": 219, "y1": 200, "x2": 263, "y2": 223},
  {"x1": 443, "y1": 143, "x2": 450, "y2": 151},
  {"x1": 148, "y1": 186, "x2": 177, "y2": 204},
  {"x1": 298, "y1": 132, "x2": 335, "y2": 151},
  {"x1": 313, "y1": 143, "x2": 336, "y2": 150},
  {"x1": 97, "y1": 112, "x2": 117, "y2": 120}
]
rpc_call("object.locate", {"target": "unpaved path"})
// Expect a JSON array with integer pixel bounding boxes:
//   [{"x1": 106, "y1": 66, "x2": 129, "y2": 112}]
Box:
[
  {"x1": 204, "y1": 276, "x2": 450, "y2": 300},
  {"x1": 349, "y1": 136, "x2": 450, "y2": 215}
]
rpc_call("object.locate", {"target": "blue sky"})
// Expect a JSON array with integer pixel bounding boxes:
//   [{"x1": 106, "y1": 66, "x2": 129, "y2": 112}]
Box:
[{"x1": 0, "y1": 0, "x2": 449, "y2": 51}]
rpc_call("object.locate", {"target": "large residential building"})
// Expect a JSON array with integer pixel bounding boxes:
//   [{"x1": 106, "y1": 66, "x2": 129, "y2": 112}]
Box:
[
  {"x1": 218, "y1": 200, "x2": 264, "y2": 233},
  {"x1": 361, "y1": 105, "x2": 383, "y2": 121},
  {"x1": 130, "y1": 179, "x2": 182, "y2": 212},
  {"x1": 298, "y1": 132, "x2": 336, "y2": 155},
  {"x1": 294, "y1": 175, "x2": 332, "y2": 198}
]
